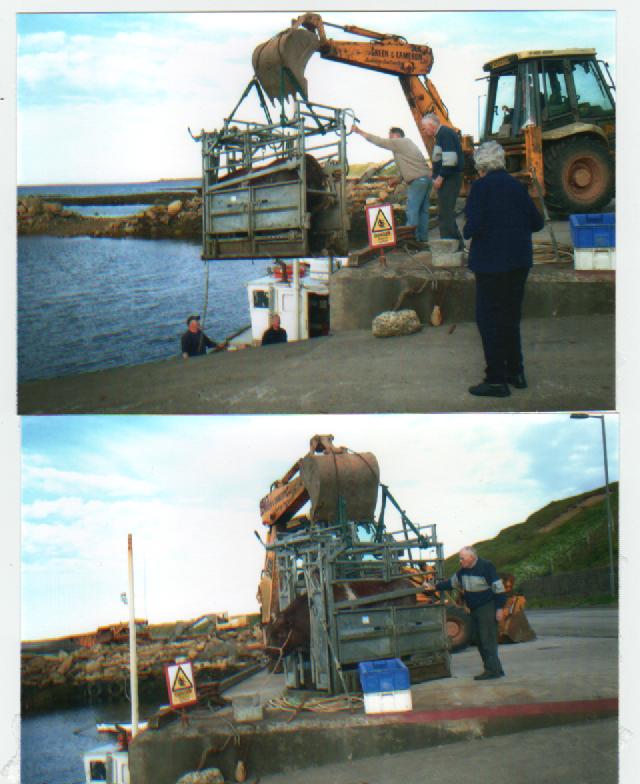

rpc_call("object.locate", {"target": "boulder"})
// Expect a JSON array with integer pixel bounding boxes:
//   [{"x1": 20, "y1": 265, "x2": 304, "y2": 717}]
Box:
[
  {"x1": 176, "y1": 768, "x2": 225, "y2": 784},
  {"x1": 372, "y1": 309, "x2": 422, "y2": 337},
  {"x1": 203, "y1": 638, "x2": 230, "y2": 659},
  {"x1": 167, "y1": 200, "x2": 183, "y2": 217}
]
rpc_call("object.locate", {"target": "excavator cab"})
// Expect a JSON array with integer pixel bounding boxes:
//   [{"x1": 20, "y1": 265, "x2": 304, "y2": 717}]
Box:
[{"x1": 481, "y1": 49, "x2": 615, "y2": 215}]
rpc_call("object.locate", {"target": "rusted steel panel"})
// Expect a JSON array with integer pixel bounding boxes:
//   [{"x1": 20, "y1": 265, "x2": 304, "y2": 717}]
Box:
[
  {"x1": 252, "y1": 27, "x2": 320, "y2": 101},
  {"x1": 300, "y1": 451, "x2": 380, "y2": 522}
]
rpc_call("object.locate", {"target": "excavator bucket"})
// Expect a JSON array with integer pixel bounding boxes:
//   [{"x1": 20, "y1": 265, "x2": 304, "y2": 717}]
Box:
[
  {"x1": 499, "y1": 595, "x2": 537, "y2": 643},
  {"x1": 252, "y1": 27, "x2": 320, "y2": 102},
  {"x1": 300, "y1": 451, "x2": 380, "y2": 522}
]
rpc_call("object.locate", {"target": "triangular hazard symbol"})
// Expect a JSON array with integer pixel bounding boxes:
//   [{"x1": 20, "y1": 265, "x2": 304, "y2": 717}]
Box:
[
  {"x1": 172, "y1": 665, "x2": 194, "y2": 693},
  {"x1": 372, "y1": 209, "x2": 392, "y2": 233}
]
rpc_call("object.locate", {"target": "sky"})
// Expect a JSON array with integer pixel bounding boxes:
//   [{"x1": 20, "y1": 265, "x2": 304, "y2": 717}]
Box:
[
  {"x1": 14, "y1": 7, "x2": 616, "y2": 184},
  {"x1": 20, "y1": 412, "x2": 619, "y2": 641}
]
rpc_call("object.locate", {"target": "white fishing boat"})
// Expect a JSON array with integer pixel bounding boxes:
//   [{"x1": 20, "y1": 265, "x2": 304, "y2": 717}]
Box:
[
  {"x1": 228, "y1": 257, "x2": 344, "y2": 348},
  {"x1": 83, "y1": 724, "x2": 147, "y2": 784}
]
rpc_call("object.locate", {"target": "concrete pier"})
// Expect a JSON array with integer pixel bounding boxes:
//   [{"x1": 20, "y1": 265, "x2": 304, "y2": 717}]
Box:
[
  {"x1": 330, "y1": 258, "x2": 614, "y2": 330},
  {"x1": 129, "y1": 609, "x2": 617, "y2": 783},
  {"x1": 18, "y1": 312, "x2": 615, "y2": 414}
]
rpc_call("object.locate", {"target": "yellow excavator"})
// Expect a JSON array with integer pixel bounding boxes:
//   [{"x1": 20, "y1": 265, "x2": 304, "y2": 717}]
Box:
[
  {"x1": 253, "y1": 12, "x2": 615, "y2": 215},
  {"x1": 257, "y1": 435, "x2": 534, "y2": 658}
]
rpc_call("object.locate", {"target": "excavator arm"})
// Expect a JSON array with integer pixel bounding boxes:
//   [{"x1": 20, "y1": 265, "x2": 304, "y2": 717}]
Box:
[
  {"x1": 254, "y1": 12, "x2": 461, "y2": 156},
  {"x1": 256, "y1": 435, "x2": 380, "y2": 627}
]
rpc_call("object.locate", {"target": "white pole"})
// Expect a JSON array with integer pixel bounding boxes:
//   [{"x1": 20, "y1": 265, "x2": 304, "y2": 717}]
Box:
[
  {"x1": 128, "y1": 534, "x2": 139, "y2": 736},
  {"x1": 292, "y1": 259, "x2": 301, "y2": 340}
]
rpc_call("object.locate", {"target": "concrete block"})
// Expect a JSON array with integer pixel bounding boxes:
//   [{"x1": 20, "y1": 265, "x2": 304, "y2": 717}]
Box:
[
  {"x1": 429, "y1": 239, "x2": 460, "y2": 253},
  {"x1": 232, "y1": 693, "x2": 263, "y2": 722},
  {"x1": 430, "y1": 251, "x2": 465, "y2": 268}
]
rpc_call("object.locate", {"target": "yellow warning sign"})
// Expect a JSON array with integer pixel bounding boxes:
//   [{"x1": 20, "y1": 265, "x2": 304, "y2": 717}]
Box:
[
  {"x1": 366, "y1": 203, "x2": 396, "y2": 249},
  {"x1": 372, "y1": 209, "x2": 392, "y2": 233},
  {"x1": 172, "y1": 666, "x2": 193, "y2": 692},
  {"x1": 165, "y1": 661, "x2": 197, "y2": 707}
]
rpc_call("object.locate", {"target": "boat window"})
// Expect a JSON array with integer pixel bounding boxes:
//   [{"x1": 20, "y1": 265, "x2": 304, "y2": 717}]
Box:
[
  {"x1": 253, "y1": 290, "x2": 270, "y2": 308},
  {"x1": 90, "y1": 760, "x2": 107, "y2": 781},
  {"x1": 570, "y1": 58, "x2": 614, "y2": 117}
]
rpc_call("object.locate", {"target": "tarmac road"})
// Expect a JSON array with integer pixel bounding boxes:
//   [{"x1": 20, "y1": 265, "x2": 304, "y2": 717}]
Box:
[
  {"x1": 257, "y1": 718, "x2": 619, "y2": 784},
  {"x1": 251, "y1": 606, "x2": 623, "y2": 784},
  {"x1": 526, "y1": 606, "x2": 618, "y2": 638}
]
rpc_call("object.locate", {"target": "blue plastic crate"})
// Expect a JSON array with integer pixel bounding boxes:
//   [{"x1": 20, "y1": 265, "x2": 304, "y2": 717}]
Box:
[
  {"x1": 358, "y1": 658, "x2": 409, "y2": 694},
  {"x1": 569, "y1": 213, "x2": 615, "y2": 248}
]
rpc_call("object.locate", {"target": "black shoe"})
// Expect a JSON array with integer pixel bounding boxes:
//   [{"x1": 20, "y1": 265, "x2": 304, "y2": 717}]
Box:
[
  {"x1": 473, "y1": 672, "x2": 503, "y2": 680},
  {"x1": 506, "y1": 372, "x2": 527, "y2": 389},
  {"x1": 468, "y1": 381, "x2": 511, "y2": 398}
]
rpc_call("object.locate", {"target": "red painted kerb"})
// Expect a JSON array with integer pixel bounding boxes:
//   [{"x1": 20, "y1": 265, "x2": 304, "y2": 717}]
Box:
[{"x1": 377, "y1": 698, "x2": 618, "y2": 723}]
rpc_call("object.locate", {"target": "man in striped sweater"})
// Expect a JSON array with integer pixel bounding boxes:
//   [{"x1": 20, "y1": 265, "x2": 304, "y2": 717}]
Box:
[
  {"x1": 436, "y1": 546, "x2": 507, "y2": 680},
  {"x1": 421, "y1": 112, "x2": 465, "y2": 250}
]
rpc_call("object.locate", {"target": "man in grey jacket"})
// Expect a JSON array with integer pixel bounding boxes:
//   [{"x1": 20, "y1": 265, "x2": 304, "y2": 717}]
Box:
[{"x1": 352, "y1": 124, "x2": 432, "y2": 243}]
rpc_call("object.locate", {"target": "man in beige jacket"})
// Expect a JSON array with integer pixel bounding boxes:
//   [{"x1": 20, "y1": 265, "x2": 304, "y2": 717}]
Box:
[{"x1": 352, "y1": 124, "x2": 432, "y2": 243}]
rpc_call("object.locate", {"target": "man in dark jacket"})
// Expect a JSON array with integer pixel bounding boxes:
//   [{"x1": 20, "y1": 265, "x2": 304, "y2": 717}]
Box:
[
  {"x1": 435, "y1": 546, "x2": 506, "y2": 680},
  {"x1": 463, "y1": 141, "x2": 544, "y2": 397},
  {"x1": 181, "y1": 315, "x2": 225, "y2": 358},
  {"x1": 261, "y1": 314, "x2": 288, "y2": 346},
  {"x1": 421, "y1": 112, "x2": 465, "y2": 249}
]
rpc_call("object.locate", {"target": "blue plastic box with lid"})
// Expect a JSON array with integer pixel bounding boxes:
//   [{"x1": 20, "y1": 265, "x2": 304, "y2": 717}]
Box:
[
  {"x1": 358, "y1": 658, "x2": 410, "y2": 693},
  {"x1": 569, "y1": 213, "x2": 615, "y2": 248}
]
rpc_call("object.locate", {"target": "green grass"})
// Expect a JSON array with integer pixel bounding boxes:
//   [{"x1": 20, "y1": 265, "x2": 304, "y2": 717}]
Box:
[
  {"x1": 526, "y1": 593, "x2": 618, "y2": 609},
  {"x1": 348, "y1": 161, "x2": 398, "y2": 177},
  {"x1": 444, "y1": 483, "x2": 619, "y2": 584}
]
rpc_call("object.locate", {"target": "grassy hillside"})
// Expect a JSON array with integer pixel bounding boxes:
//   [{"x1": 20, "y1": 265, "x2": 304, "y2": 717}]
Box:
[
  {"x1": 443, "y1": 483, "x2": 619, "y2": 583},
  {"x1": 348, "y1": 160, "x2": 398, "y2": 178}
]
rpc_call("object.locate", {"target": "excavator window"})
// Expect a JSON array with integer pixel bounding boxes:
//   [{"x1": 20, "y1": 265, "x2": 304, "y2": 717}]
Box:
[
  {"x1": 570, "y1": 58, "x2": 614, "y2": 118},
  {"x1": 540, "y1": 61, "x2": 571, "y2": 120},
  {"x1": 489, "y1": 71, "x2": 516, "y2": 136}
]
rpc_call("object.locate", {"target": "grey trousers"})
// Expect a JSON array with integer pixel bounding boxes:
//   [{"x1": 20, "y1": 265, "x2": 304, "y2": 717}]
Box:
[
  {"x1": 437, "y1": 171, "x2": 464, "y2": 247},
  {"x1": 470, "y1": 600, "x2": 503, "y2": 675}
]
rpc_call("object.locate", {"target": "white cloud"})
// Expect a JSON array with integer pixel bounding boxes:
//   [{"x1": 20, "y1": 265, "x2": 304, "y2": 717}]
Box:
[
  {"x1": 16, "y1": 10, "x2": 616, "y2": 183},
  {"x1": 20, "y1": 413, "x2": 618, "y2": 639},
  {"x1": 22, "y1": 462, "x2": 156, "y2": 497}
]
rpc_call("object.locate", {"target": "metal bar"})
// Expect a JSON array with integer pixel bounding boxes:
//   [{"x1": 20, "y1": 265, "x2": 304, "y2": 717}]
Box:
[
  {"x1": 600, "y1": 417, "x2": 616, "y2": 597},
  {"x1": 204, "y1": 161, "x2": 300, "y2": 191},
  {"x1": 333, "y1": 586, "x2": 421, "y2": 610},
  {"x1": 127, "y1": 534, "x2": 139, "y2": 737}
]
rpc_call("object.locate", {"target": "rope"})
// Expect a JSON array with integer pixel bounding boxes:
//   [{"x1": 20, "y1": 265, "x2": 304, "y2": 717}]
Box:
[
  {"x1": 199, "y1": 260, "x2": 211, "y2": 353},
  {"x1": 533, "y1": 239, "x2": 574, "y2": 264},
  {"x1": 266, "y1": 694, "x2": 364, "y2": 714}
]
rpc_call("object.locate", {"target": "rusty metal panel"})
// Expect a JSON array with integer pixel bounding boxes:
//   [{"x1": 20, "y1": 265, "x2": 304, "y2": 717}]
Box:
[
  {"x1": 300, "y1": 451, "x2": 380, "y2": 522},
  {"x1": 252, "y1": 27, "x2": 320, "y2": 101}
]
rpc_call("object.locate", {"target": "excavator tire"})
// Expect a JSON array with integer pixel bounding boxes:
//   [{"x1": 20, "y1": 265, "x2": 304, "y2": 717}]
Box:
[
  {"x1": 445, "y1": 606, "x2": 472, "y2": 652},
  {"x1": 543, "y1": 137, "x2": 614, "y2": 217}
]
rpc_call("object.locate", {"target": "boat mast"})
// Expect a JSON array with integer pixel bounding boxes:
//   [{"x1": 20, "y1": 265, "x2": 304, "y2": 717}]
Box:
[{"x1": 127, "y1": 533, "x2": 140, "y2": 736}]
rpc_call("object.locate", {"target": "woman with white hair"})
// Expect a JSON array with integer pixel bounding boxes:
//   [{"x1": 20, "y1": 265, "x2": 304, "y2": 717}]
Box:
[{"x1": 463, "y1": 140, "x2": 544, "y2": 398}]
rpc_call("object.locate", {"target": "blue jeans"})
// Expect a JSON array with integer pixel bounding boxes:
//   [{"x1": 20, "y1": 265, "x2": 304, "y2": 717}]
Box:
[{"x1": 406, "y1": 176, "x2": 433, "y2": 242}]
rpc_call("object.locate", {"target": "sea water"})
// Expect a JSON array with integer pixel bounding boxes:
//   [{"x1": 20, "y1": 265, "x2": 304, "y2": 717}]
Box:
[
  {"x1": 21, "y1": 703, "x2": 156, "y2": 784},
  {"x1": 17, "y1": 235, "x2": 269, "y2": 383}
]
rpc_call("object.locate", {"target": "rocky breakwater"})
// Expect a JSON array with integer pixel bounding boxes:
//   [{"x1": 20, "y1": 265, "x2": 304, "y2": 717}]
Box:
[
  {"x1": 17, "y1": 195, "x2": 203, "y2": 240},
  {"x1": 21, "y1": 621, "x2": 265, "y2": 713}
]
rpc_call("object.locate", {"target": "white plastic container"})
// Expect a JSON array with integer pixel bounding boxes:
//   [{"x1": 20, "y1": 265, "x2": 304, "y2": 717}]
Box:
[
  {"x1": 363, "y1": 688, "x2": 413, "y2": 714},
  {"x1": 574, "y1": 247, "x2": 616, "y2": 270}
]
